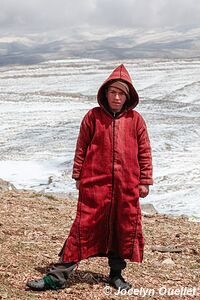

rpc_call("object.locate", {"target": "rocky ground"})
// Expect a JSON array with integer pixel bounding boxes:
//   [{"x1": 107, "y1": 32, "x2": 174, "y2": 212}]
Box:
[{"x1": 0, "y1": 187, "x2": 200, "y2": 300}]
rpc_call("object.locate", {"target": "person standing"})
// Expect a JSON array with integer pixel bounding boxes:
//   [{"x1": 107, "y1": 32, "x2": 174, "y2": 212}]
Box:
[{"x1": 27, "y1": 64, "x2": 153, "y2": 292}]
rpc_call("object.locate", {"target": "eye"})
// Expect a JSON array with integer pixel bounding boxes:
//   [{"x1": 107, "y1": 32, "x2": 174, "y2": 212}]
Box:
[{"x1": 109, "y1": 90, "x2": 116, "y2": 94}]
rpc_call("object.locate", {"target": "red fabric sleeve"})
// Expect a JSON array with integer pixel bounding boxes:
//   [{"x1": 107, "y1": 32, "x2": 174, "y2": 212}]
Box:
[
  {"x1": 72, "y1": 110, "x2": 95, "y2": 180},
  {"x1": 136, "y1": 115, "x2": 153, "y2": 185}
]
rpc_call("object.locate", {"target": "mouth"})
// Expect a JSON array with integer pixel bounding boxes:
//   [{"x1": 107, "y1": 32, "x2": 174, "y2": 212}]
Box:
[{"x1": 112, "y1": 102, "x2": 121, "y2": 105}]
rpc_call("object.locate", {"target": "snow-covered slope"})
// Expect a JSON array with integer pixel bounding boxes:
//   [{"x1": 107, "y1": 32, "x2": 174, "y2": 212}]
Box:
[{"x1": 0, "y1": 58, "x2": 199, "y2": 217}]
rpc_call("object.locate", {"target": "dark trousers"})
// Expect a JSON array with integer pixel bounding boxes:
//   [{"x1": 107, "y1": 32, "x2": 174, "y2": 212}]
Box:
[
  {"x1": 46, "y1": 252, "x2": 126, "y2": 288},
  {"x1": 108, "y1": 251, "x2": 127, "y2": 272}
]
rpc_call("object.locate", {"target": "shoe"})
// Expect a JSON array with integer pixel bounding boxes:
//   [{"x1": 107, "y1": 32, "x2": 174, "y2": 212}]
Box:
[
  {"x1": 26, "y1": 263, "x2": 77, "y2": 291},
  {"x1": 26, "y1": 276, "x2": 66, "y2": 291},
  {"x1": 26, "y1": 278, "x2": 49, "y2": 291},
  {"x1": 109, "y1": 275, "x2": 132, "y2": 291}
]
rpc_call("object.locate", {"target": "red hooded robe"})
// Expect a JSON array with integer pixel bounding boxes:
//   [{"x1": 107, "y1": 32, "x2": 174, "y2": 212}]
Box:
[{"x1": 60, "y1": 64, "x2": 153, "y2": 263}]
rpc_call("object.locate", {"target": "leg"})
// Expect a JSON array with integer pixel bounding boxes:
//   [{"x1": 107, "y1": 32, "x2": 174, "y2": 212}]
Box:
[
  {"x1": 108, "y1": 252, "x2": 131, "y2": 291},
  {"x1": 108, "y1": 252, "x2": 126, "y2": 274},
  {"x1": 26, "y1": 262, "x2": 77, "y2": 291}
]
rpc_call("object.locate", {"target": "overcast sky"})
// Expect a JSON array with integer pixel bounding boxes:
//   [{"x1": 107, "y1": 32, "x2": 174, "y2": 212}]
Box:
[{"x1": 1, "y1": 0, "x2": 200, "y2": 36}]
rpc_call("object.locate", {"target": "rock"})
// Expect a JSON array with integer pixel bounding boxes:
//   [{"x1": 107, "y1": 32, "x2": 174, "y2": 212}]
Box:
[
  {"x1": 141, "y1": 203, "x2": 158, "y2": 216},
  {"x1": 188, "y1": 216, "x2": 200, "y2": 222},
  {"x1": 162, "y1": 258, "x2": 175, "y2": 265},
  {"x1": 151, "y1": 245, "x2": 183, "y2": 253},
  {"x1": 0, "y1": 178, "x2": 16, "y2": 192},
  {"x1": 48, "y1": 176, "x2": 53, "y2": 184},
  {"x1": 190, "y1": 248, "x2": 199, "y2": 255}
]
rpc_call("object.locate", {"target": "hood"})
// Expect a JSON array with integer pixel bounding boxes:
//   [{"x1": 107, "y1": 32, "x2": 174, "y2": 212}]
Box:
[{"x1": 97, "y1": 64, "x2": 139, "y2": 113}]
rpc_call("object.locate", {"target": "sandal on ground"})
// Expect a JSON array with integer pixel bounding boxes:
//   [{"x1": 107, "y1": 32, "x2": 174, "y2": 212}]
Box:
[
  {"x1": 26, "y1": 278, "x2": 50, "y2": 291},
  {"x1": 26, "y1": 276, "x2": 65, "y2": 291},
  {"x1": 109, "y1": 275, "x2": 132, "y2": 291}
]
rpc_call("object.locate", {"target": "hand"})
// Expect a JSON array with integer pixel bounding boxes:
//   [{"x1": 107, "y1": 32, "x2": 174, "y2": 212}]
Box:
[
  {"x1": 75, "y1": 180, "x2": 80, "y2": 190},
  {"x1": 139, "y1": 185, "x2": 149, "y2": 198}
]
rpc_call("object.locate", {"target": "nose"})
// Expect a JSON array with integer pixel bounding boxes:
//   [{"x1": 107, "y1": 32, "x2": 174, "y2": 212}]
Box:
[{"x1": 115, "y1": 93, "x2": 120, "y2": 99}]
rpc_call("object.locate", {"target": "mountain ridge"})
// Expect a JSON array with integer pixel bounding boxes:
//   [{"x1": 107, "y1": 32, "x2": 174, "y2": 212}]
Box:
[{"x1": 0, "y1": 27, "x2": 200, "y2": 65}]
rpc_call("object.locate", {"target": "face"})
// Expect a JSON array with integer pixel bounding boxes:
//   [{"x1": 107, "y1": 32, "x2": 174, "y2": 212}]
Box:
[{"x1": 106, "y1": 87, "x2": 127, "y2": 112}]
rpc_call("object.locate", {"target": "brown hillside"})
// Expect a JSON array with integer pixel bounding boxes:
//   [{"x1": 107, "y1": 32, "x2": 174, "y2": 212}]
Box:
[{"x1": 0, "y1": 190, "x2": 199, "y2": 299}]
